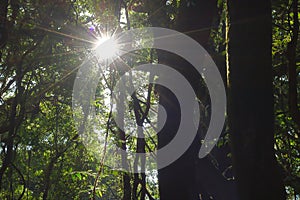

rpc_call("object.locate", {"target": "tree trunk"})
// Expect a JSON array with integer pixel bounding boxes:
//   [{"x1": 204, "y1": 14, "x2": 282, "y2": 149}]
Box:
[
  {"x1": 150, "y1": 0, "x2": 234, "y2": 199},
  {"x1": 116, "y1": 88, "x2": 132, "y2": 200},
  {"x1": 227, "y1": 0, "x2": 286, "y2": 199},
  {"x1": 147, "y1": 0, "x2": 239, "y2": 199}
]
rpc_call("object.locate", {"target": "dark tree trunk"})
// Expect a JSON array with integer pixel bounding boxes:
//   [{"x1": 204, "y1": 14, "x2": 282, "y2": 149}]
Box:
[
  {"x1": 227, "y1": 0, "x2": 286, "y2": 199},
  {"x1": 148, "y1": 0, "x2": 239, "y2": 199},
  {"x1": 117, "y1": 94, "x2": 132, "y2": 200},
  {"x1": 146, "y1": 0, "x2": 239, "y2": 199}
]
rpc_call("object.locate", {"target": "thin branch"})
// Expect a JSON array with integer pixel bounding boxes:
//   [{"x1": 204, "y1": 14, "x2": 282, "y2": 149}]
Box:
[
  {"x1": 11, "y1": 162, "x2": 26, "y2": 200},
  {"x1": 92, "y1": 109, "x2": 111, "y2": 200}
]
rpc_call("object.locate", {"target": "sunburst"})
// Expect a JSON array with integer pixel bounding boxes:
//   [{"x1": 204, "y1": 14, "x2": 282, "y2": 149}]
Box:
[{"x1": 94, "y1": 35, "x2": 119, "y2": 61}]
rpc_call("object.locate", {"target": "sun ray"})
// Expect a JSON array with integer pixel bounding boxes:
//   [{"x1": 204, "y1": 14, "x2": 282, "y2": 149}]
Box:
[
  {"x1": 35, "y1": 25, "x2": 94, "y2": 44},
  {"x1": 34, "y1": 50, "x2": 86, "y2": 60}
]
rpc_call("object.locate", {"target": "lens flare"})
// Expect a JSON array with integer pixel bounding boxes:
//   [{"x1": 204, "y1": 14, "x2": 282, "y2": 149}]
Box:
[{"x1": 94, "y1": 36, "x2": 119, "y2": 60}]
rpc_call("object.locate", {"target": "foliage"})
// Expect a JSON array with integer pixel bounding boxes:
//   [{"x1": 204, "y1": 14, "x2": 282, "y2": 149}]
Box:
[{"x1": 272, "y1": 0, "x2": 300, "y2": 199}]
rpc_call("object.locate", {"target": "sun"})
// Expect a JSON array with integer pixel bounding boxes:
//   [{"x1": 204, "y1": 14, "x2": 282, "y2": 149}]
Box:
[{"x1": 94, "y1": 36, "x2": 119, "y2": 60}]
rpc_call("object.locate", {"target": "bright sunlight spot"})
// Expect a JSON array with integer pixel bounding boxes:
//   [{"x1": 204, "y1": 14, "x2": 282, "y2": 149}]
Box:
[{"x1": 94, "y1": 36, "x2": 119, "y2": 60}]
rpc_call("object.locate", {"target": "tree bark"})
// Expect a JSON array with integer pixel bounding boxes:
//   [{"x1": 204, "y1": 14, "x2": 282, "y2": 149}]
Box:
[
  {"x1": 147, "y1": 0, "x2": 239, "y2": 199},
  {"x1": 227, "y1": 0, "x2": 286, "y2": 199},
  {"x1": 149, "y1": 0, "x2": 238, "y2": 199}
]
